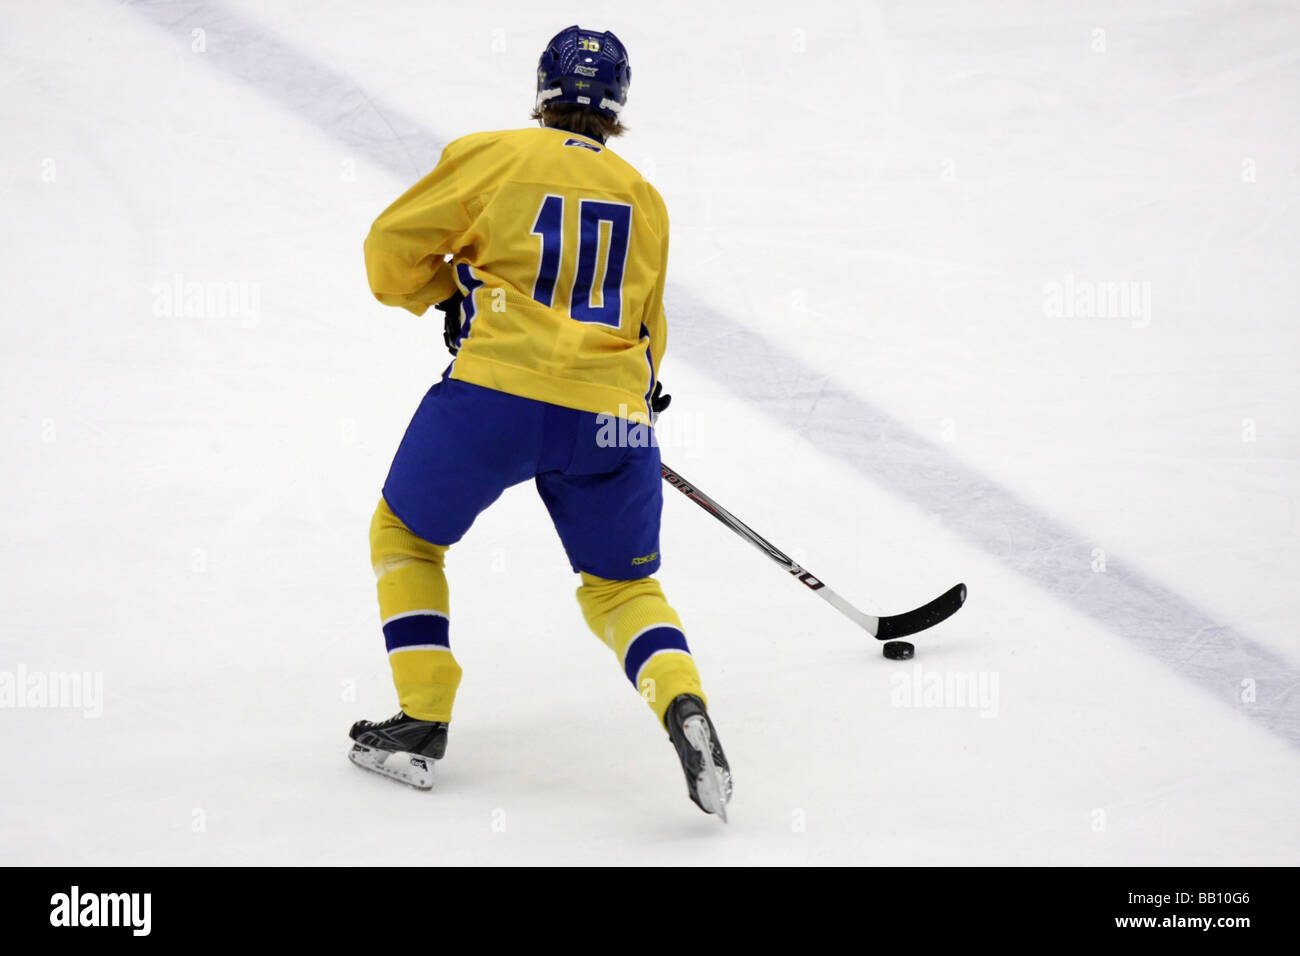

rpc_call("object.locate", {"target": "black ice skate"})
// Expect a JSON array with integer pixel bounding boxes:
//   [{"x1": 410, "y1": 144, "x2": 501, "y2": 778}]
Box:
[
  {"x1": 665, "y1": 694, "x2": 733, "y2": 822},
  {"x1": 347, "y1": 711, "x2": 448, "y2": 790}
]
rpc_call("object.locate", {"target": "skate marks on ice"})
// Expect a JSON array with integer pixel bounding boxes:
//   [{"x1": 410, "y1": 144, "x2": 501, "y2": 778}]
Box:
[
  {"x1": 125, "y1": 0, "x2": 440, "y2": 182},
  {"x1": 119, "y1": 0, "x2": 1299, "y2": 747},
  {"x1": 665, "y1": 284, "x2": 1299, "y2": 747}
]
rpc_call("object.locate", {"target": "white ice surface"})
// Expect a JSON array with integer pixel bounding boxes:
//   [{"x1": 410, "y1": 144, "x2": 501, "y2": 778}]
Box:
[{"x1": 1, "y1": 0, "x2": 1297, "y2": 864}]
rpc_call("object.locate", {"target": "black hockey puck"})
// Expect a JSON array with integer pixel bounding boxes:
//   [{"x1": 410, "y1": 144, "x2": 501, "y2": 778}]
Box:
[{"x1": 883, "y1": 641, "x2": 915, "y2": 660}]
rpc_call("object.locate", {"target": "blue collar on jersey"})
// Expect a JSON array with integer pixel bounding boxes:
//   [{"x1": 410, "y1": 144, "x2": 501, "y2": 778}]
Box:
[{"x1": 545, "y1": 124, "x2": 605, "y2": 145}]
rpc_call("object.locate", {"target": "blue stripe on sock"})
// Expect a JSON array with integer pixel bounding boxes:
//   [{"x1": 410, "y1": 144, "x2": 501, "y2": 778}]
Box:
[
  {"x1": 623, "y1": 626, "x2": 689, "y2": 684},
  {"x1": 383, "y1": 613, "x2": 450, "y2": 652}
]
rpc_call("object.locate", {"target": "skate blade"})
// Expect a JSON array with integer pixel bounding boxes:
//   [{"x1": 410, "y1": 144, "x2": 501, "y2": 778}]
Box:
[
  {"x1": 682, "y1": 716, "x2": 731, "y2": 823},
  {"x1": 348, "y1": 742, "x2": 435, "y2": 790}
]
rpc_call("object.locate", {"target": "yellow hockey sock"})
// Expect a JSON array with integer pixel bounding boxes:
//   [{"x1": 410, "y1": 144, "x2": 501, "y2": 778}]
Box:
[
  {"x1": 575, "y1": 572, "x2": 705, "y2": 727},
  {"x1": 370, "y1": 498, "x2": 462, "y2": 722}
]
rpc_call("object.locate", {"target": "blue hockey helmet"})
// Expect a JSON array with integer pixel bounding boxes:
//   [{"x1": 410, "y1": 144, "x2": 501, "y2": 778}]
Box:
[{"x1": 535, "y1": 25, "x2": 630, "y2": 119}]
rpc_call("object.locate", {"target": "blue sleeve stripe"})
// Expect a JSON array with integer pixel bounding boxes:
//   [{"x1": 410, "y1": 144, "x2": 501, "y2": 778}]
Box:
[
  {"x1": 640, "y1": 321, "x2": 655, "y2": 418},
  {"x1": 454, "y1": 263, "x2": 486, "y2": 345},
  {"x1": 383, "y1": 612, "x2": 451, "y2": 652},
  {"x1": 623, "y1": 625, "x2": 690, "y2": 684}
]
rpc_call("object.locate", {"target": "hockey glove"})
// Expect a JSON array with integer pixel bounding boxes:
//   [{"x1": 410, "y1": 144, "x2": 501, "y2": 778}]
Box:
[
  {"x1": 650, "y1": 381, "x2": 672, "y2": 415},
  {"x1": 436, "y1": 291, "x2": 466, "y2": 355}
]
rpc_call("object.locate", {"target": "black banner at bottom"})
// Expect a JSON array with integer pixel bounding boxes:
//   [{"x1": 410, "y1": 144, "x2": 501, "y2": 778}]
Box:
[{"x1": 1, "y1": 866, "x2": 1289, "y2": 943}]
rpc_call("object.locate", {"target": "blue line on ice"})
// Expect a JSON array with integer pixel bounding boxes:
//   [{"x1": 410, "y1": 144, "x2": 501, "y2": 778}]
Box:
[{"x1": 124, "y1": 0, "x2": 1299, "y2": 746}]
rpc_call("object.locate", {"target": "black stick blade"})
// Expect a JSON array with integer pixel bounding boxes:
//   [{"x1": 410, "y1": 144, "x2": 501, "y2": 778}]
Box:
[{"x1": 874, "y1": 583, "x2": 967, "y2": 640}]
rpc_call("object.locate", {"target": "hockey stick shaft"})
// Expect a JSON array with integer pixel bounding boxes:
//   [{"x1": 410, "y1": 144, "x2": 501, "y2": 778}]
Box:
[{"x1": 661, "y1": 462, "x2": 966, "y2": 640}]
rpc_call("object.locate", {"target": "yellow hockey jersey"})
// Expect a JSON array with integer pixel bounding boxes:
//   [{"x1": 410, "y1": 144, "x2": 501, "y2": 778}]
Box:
[{"x1": 364, "y1": 126, "x2": 670, "y2": 424}]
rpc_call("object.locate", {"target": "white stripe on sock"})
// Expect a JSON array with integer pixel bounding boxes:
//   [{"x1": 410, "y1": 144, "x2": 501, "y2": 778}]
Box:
[
  {"x1": 387, "y1": 644, "x2": 451, "y2": 656},
  {"x1": 623, "y1": 622, "x2": 681, "y2": 657}
]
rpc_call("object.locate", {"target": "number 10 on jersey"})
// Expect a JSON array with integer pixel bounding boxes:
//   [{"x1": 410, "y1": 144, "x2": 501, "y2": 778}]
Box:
[{"x1": 530, "y1": 195, "x2": 632, "y2": 329}]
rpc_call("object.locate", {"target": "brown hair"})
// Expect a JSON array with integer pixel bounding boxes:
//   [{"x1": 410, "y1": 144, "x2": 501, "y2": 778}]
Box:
[{"x1": 529, "y1": 102, "x2": 626, "y2": 141}]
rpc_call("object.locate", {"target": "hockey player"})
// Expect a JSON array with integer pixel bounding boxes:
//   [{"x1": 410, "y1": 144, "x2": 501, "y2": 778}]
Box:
[{"x1": 348, "y1": 25, "x2": 732, "y2": 819}]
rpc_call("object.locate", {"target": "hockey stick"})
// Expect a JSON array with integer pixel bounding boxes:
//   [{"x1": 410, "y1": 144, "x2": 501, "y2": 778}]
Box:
[{"x1": 661, "y1": 462, "x2": 966, "y2": 640}]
